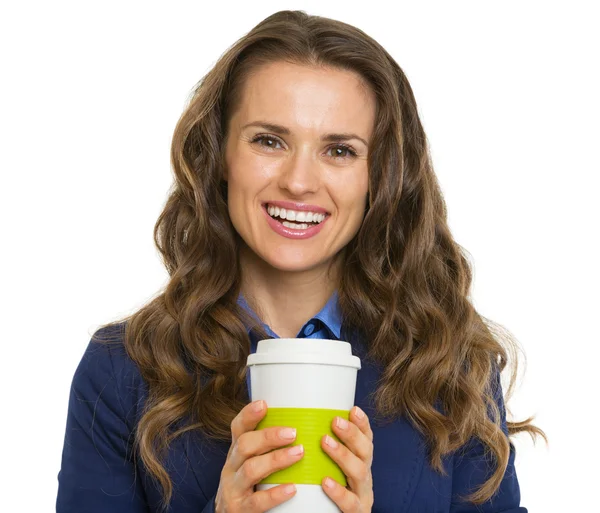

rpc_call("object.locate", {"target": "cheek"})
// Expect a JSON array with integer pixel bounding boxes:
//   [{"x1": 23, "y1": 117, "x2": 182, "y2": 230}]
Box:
[
  {"x1": 225, "y1": 152, "x2": 278, "y2": 230},
  {"x1": 227, "y1": 150, "x2": 277, "y2": 192},
  {"x1": 226, "y1": 162, "x2": 257, "y2": 208},
  {"x1": 342, "y1": 170, "x2": 369, "y2": 218}
]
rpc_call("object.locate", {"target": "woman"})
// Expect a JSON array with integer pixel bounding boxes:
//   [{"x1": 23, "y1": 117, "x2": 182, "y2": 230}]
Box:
[{"x1": 56, "y1": 9, "x2": 546, "y2": 513}]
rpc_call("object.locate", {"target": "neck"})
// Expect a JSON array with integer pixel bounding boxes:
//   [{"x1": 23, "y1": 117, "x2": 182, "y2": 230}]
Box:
[{"x1": 239, "y1": 244, "x2": 341, "y2": 338}]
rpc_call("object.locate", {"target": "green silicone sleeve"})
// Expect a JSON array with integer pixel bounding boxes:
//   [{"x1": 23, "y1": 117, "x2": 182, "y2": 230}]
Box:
[{"x1": 255, "y1": 407, "x2": 349, "y2": 486}]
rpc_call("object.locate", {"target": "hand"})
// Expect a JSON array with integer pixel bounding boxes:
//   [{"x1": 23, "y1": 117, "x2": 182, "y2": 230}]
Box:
[
  {"x1": 320, "y1": 406, "x2": 374, "y2": 512},
  {"x1": 214, "y1": 400, "x2": 304, "y2": 513}
]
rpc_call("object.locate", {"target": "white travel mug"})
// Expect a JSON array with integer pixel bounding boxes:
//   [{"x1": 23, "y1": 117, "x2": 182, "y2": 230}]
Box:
[{"x1": 246, "y1": 338, "x2": 362, "y2": 512}]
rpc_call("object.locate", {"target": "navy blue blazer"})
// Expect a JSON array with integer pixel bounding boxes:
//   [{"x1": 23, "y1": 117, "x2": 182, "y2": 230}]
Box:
[{"x1": 57, "y1": 293, "x2": 526, "y2": 512}]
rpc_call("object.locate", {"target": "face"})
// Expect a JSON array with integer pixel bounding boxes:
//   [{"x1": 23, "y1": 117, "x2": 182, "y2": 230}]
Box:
[{"x1": 223, "y1": 61, "x2": 376, "y2": 275}]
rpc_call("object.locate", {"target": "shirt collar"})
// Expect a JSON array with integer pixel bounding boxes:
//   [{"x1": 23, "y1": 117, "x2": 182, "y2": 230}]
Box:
[{"x1": 236, "y1": 289, "x2": 342, "y2": 339}]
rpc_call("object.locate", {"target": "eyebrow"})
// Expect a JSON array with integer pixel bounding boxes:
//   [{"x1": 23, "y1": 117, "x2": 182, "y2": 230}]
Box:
[{"x1": 241, "y1": 121, "x2": 369, "y2": 147}]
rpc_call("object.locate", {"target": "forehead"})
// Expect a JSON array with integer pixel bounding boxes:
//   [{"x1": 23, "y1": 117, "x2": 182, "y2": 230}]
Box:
[{"x1": 231, "y1": 61, "x2": 376, "y2": 136}]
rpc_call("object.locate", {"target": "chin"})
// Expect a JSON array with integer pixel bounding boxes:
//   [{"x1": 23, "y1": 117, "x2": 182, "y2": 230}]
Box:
[
  {"x1": 266, "y1": 259, "x2": 322, "y2": 273},
  {"x1": 261, "y1": 252, "x2": 327, "y2": 273}
]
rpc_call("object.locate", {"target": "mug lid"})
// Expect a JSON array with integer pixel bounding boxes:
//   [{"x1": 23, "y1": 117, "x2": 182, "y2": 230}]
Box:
[{"x1": 246, "y1": 338, "x2": 361, "y2": 369}]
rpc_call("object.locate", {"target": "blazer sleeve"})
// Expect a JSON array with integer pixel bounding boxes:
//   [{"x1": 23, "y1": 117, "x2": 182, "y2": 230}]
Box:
[
  {"x1": 450, "y1": 363, "x2": 527, "y2": 513},
  {"x1": 57, "y1": 331, "x2": 218, "y2": 513},
  {"x1": 56, "y1": 335, "x2": 150, "y2": 512}
]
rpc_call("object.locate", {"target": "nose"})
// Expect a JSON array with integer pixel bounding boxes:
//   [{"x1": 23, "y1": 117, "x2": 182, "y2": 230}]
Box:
[{"x1": 276, "y1": 149, "x2": 320, "y2": 196}]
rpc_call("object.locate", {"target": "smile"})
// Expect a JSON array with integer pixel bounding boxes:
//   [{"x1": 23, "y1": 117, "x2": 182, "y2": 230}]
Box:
[
  {"x1": 266, "y1": 203, "x2": 327, "y2": 228},
  {"x1": 261, "y1": 203, "x2": 330, "y2": 240}
]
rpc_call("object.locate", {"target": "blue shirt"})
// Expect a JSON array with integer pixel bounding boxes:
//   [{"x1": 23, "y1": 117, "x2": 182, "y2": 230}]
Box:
[
  {"x1": 57, "y1": 291, "x2": 526, "y2": 512},
  {"x1": 237, "y1": 290, "x2": 344, "y2": 395}
]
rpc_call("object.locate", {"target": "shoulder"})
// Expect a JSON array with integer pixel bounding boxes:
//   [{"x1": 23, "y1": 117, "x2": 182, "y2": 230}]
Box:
[
  {"x1": 71, "y1": 321, "x2": 148, "y2": 429},
  {"x1": 76, "y1": 321, "x2": 135, "y2": 372}
]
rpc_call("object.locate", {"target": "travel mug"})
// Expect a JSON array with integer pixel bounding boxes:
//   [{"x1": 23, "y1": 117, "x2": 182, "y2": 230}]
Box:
[{"x1": 246, "y1": 338, "x2": 361, "y2": 512}]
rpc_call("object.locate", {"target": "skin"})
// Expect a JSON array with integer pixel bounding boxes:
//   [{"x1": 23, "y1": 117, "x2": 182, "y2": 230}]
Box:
[
  {"x1": 219, "y1": 61, "x2": 376, "y2": 511},
  {"x1": 223, "y1": 61, "x2": 376, "y2": 338}
]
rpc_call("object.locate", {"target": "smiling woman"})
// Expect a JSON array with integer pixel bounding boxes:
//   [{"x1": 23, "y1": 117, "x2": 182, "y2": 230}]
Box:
[{"x1": 57, "y1": 8, "x2": 546, "y2": 513}]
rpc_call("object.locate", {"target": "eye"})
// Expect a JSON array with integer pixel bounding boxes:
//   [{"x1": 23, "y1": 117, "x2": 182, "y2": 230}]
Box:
[
  {"x1": 250, "y1": 134, "x2": 283, "y2": 150},
  {"x1": 326, "y1": 144, "x2": 358, "y2": 160}
]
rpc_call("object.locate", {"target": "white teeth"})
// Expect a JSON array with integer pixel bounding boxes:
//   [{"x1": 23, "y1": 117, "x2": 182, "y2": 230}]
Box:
[
  {"x1": 282, "y1": 221, "x2": 309, "y2": 229},
  {"x1": 266, "y1": 204, "x2": 327, "y2": 224}
]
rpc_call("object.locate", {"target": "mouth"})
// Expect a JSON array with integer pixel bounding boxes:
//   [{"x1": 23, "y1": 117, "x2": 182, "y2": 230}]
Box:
[
  {"x1": 260, "y1": 202, "x2": 330, "y2": 239},
  {"x1": 262, "y1": 202, "x2": 329, "y2": 230}
]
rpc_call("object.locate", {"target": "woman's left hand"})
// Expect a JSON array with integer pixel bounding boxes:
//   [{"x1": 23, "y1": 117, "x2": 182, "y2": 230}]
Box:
[{"x1": 321, "y1": 405, "x2": 374, "y2": 512}]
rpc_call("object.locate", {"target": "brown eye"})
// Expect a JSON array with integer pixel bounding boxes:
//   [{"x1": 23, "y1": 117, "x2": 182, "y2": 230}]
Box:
[
  {"x1": 327, "y1": 144, "x2": 357, "y2": 160},
  {"x1": 251, "y1": 134, "x2": 283, "y2": 150}
]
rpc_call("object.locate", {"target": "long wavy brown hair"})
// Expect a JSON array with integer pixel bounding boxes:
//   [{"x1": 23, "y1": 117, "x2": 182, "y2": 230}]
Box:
[{"x1": 94, "y1": 9, "x2": 546, "y2": 509}]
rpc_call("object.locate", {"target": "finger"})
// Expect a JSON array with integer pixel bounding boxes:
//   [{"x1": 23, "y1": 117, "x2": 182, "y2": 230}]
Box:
[
  {"x1": 322, "y1": 476, "x2": 364, "y2": 513},
  {"x1": 243, "y1": 482, "x2": 298, "y2": 513},
  {"x1": 331, "y1": 414, "x2": 373, "y2": 464},
  {"x1": 235, "y1": 443, "x2": 305, "y2": 491},
  {"x1": 350, "y1": 406, "x2": 374, "y2": 443},
  {"x1": 229, "y1": 400, "x2": 268, "y2": 445},
  {"x1": 228, "y1": 423, "x2": 299, "y2": 473},
  {"x1": 321, "y1": 434, "x2": 370, "y2": 493},
  {"x1": 227, "y1": 400, "x2": 268, "y2": 464}
]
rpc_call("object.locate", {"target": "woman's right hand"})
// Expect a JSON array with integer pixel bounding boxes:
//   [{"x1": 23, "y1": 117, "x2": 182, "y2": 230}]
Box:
[{"x1": 214, "y1": 399, "x2": 305, "y2": 513}]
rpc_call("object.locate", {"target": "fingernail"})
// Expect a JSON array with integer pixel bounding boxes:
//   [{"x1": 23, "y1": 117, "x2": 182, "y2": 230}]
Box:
[
  {"x1": 279, "y1": 427, "x2": 296, "y2": 439},
  {"x1": 283, "y1": 484, "x2": 296, "y2": 495},
  {"x1": 253, "y1": 400, "x2": 264, "y2": 412},
  {"x1": 354, "y1": 406, "x2": 365, "y2": 419},
  {"x1": 325, "y1": 435, "x2": 338, "y2": 448},
  {"x1": 288, "y1": 444, "x2": 304, "y2": 456},
  {"x1": 336, "y1": 417, "x2": 348, "y2": 429},
  {"x1": 324, "y1": 477, "x2": 335, "y2": 488}
]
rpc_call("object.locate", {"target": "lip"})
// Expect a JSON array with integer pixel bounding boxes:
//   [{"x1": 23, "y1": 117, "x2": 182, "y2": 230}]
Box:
[
  {"x1": 262, "y1": 204, "x2": 329, "y2": 240},
  {"x1": 262, "y1": 200, "x2": 329, "y2": 214}
]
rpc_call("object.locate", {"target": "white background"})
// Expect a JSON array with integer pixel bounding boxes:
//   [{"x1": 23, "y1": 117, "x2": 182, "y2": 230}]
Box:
[{"x1": 1, "y1": 1, "x2": 598, "y2": 511}]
